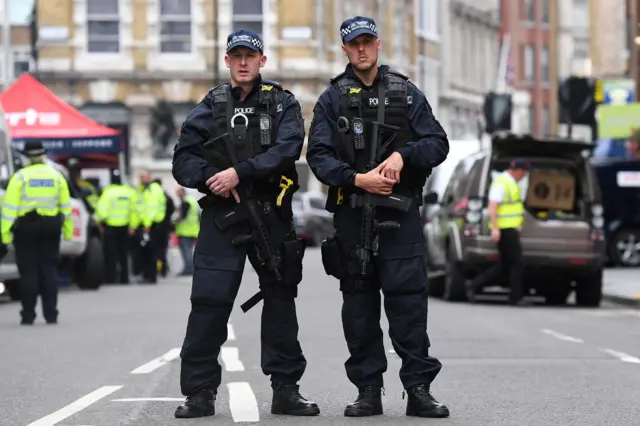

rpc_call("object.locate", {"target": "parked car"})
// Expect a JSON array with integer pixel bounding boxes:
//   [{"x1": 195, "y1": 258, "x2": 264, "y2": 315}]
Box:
[
  {"x1": 1, "y1": 148, "x2": 104, "y2": 300},
  {"x1": 292, "y1": 191, "x2": 333, "y2": 246},
  {"x1": 590, "y1": 157, "x2": 640, "y2": 267},
  {"x1": 424, "y1": 133, "x2": 606, "y2": 307}
]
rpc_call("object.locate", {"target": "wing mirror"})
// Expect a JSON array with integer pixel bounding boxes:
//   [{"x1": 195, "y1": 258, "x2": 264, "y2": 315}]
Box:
[{"x1": 423, "y1": 192, "x2": 438, "y2": 204}]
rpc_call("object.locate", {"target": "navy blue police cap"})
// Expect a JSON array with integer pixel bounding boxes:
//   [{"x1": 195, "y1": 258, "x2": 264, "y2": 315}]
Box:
[
  {"x1": 226, "y1": 30, "x2": 264, "y2": 54},
  {"x1": 340, "y1": 16, "x2": 378, "y2": 42}
]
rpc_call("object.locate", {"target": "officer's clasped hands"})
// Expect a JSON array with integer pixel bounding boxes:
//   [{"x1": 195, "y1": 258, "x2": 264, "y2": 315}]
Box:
[
  {"x1": 207, "y1": 167, "x2": 240, "y2": 198},
  {"x1": 379, "y1": 151, "x2": 404, "y2": 183},
  {"x1": 355, "y1": 163, "x2": 395, "y2": 195}
]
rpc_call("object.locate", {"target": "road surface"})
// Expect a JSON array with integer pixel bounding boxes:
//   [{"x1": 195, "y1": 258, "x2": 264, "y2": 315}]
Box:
[{"x1": 1, "y1": 249, "x2": 639, "y2": 425}]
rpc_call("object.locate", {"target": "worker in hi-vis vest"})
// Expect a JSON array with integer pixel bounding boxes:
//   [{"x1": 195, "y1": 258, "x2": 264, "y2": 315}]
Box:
[
  {"x1": 1, "y1": 141, "x2": 73, "y2": 325},
  {"x1": 467, "y1": 158, "x2": 530, "y2": 305},
  {"x1": 95, "y1": 169, "x2": 136, "y2": 284},
  {"x1": 175, "y1": 186, "x2": 200, "y2": 276}
]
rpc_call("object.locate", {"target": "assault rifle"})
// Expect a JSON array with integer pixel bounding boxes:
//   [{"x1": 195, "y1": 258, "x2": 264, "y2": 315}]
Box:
[
  {"x1": 203, "y1": 112, "x2": 282, "y2": 312},
  {"x1": 352, "y1": 120, "x2": 413, "y2": 276}
]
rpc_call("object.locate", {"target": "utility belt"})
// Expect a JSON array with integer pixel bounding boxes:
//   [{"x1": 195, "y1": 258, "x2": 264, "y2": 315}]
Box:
[
  {"x1": 15, "y1": 211, "x2": 63, "y2": 226},
  {"x1": 325, "y1": 186, "x2": 422, "y2": 213}
]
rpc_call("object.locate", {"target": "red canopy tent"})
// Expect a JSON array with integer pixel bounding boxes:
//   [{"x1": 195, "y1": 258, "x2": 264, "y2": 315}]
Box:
[{"x1": 0, "y1": 73, "x2": 122, "y2": 167}]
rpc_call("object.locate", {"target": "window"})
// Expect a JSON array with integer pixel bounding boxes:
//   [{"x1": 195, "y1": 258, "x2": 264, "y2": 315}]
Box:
[
  {"x1": 232, "y1": 0, "x2": 263, "y2": 37},
  {"x1": 523, "y1": 44, "x2": 534, "y2": 83},
  {"x1": 573, "y1": 39, "x2": 589, "y2": 58},
  {"x1": 419, "y1": 0, "x2": 438, "y2": 38},
  {"x1": 541, "y1": 0, "x2": 549, "y2": 23},
  {"x1": 541, "y1": 47, "x2": 549, "y2": 83},
  {"x1": 573, "y1": 0, "x2": 588, "y2": 27},
  {"x1": 159, "y1": 0, "x2": 192, "y2": 53},
  {"x1": 87, "y1": 0, "x2": 120, "y2": 53},
  {"x1": 529, "y1": 106, "x2": 536, "y2": 134},
  {"x1": 542, "y1": 107, "x2": 550, "y2": 135},
  {"x1": 394, "y1": 2, "x2": 408, "y2": 64},
  {"x1": 12, "y1": 51, "x2": 31, "y2": 79},
  {"x1": 521, "y1": 0, "x2": 535, "y2": 22}
]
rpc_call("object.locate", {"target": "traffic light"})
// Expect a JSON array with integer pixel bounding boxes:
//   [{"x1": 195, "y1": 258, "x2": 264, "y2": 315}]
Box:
[
  {"x1": 483, "y1": 92, "x2": 512, "y2": 133},
  {"x1": 558, "y1": 76, "x2": 598, "y2": 126}
]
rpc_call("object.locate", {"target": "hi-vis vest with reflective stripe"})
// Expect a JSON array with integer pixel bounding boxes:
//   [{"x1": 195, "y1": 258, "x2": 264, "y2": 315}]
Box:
[
  {"x1": 490, "y1": 174, "x2": 524, "y2": 230},
  {"x1": 0, "y1": 163, "x2": 73, "y2": 244},
  {"x1": 78, "y1": 179, "x2": 99, "y2": 208},
  {"x1": 95, "y1": 184, "x2": 135, "y2": 227},
  {"x1": 133, "y1": 182, "x2": 166, "y2": 229},
  {"x1": 175, "y1": 195, "x2": 200, "y2": 238}
]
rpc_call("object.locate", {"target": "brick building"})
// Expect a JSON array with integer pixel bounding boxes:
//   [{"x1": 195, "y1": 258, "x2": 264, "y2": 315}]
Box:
[
  {"x1": 499, "y1": 0, "x2": 559, "y2": 137},
  {"x1": 32, "y1": 0, "x2": 423, "y2": 190}
]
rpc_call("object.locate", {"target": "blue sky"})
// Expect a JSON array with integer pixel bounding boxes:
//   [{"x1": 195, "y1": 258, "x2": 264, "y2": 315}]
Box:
[{"x1": 2, "y1": 0, "x2": 34, "y2": 24}]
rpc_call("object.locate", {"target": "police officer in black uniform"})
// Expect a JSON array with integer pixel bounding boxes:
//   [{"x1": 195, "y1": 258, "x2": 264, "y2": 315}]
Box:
[
  {"x1": 307, "y1": 16, "x2": 450, "y2": 418},
  {"x1": 172, "y1": 29, "x2": 319, "y2": 419}
]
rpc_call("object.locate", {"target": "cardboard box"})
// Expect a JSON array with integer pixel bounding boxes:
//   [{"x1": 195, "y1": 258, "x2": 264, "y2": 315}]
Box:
[{"x1": 526, "y1": 170, "x2": 576, "y2": 211}]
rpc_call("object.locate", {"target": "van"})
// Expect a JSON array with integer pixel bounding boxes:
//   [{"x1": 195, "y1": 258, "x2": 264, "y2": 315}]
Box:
[{"x1": 424, "y1": 133, "x2": 606, "y2": 306}]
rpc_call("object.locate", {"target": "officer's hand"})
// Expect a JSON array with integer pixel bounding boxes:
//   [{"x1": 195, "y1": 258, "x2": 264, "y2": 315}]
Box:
[
  {"x1": 379, "y1": 152, "x2": 404, "y2": 183},
  {"x1": 207, "y1": 168, "x2": 240, "y2": 195},
  {"x1": 356, "y1": 166, "x2": 395, "y2": 195},
  {"x1": 491, "y1": 228, "x2": 500, "y2": 242}
]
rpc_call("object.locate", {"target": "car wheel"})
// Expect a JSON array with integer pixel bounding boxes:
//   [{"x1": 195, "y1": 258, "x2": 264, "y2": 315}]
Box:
[
  {"x1": 75, "y1": 236, "x2": 104, "y2": 290},
  {"x1": 609, "y1": 229, "x2": 640, "y2": 267},
  {"x1": 442, "y1": 246, "x2": 467, "y2": 302},
  {"x1": 575, "y1": 269, "x2": 603, "y2": 307}
]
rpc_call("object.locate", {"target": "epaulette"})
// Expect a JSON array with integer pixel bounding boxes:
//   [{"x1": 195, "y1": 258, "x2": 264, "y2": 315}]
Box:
[
  {"x1": 386, "y1": 68, "x2": 409, "y2": 80},
  {"x1": 207, "y1": 82, "x2": 230, "y2": 96},
  {"x1": 261, "y1": 79, "x2": 282, "y2": 90},
  {"x1": 330, "y1": 71, "x2": 347, "y2": 84}
]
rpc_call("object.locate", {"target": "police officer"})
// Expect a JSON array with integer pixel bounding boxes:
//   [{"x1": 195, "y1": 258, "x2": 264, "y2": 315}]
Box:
[
  {"x1": 172, "y1": 29, "x2": 318, "y2": 419},
  {"x1": 175, "y1": 187, "x2": 200, "y2": 276},
  {"x1": 467, "y1": 159, "x2": 529, "y2": 305},
  {"x1": 154, "y1": 178, "x2": 175, "y2": 277},
  {"x1": 134, "y1": 169, "x2": 166, "y2": 284},
  {"x1": 307, "y1": 16, "x2": 450, "y2": 418},
  {"x1": 95, "y1": 169, "x2": 135, "y2": 284},
  {"x1": 1, "y1": 141, "x2": 72, "y2": 325},
  {"x1": 68, "y1": 159, "x2": 100, "y2": 210}
]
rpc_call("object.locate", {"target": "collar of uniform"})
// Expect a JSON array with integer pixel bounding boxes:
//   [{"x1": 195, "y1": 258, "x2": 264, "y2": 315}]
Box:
[
  {"x1": 230, "y1": 74, "x2": 264, "y2": 100},
  {"x1": 343, "y1": 64, "x2": 389, "y2": 87}
]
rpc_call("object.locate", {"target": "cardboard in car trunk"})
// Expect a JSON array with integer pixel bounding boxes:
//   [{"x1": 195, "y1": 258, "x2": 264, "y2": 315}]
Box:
[{"x1": 526, "y1": 170, "x2": 576, "y2": 211}]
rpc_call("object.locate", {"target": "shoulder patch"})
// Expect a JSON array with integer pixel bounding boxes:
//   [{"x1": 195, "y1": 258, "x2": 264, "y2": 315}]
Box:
[
  {"x1": 329, "y1": 71, "x2": 346, "y2": 84},
  {"x1": 386, "y1": 68, "x2": 409, "y2": 80},
  {"x1": 261, "y1": 79, "x2": 282, "y2": 90}
]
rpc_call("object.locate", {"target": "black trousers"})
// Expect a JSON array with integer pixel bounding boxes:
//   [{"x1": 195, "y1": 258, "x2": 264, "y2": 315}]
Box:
[
  {"x1": 157, "y1": 224, "x2": 170, "y2": 276},
  {"x1": 471, "y1": 227, "x2": 524, "y2": 303},
  {"x1": 103, "y1": 225, "x2": 129, "y2": 284},
  {"x1": 179, "y1": 205, "x2": 306, "y2": 396},
  {"x1": 130, "y1": 234, "x2": 142, "y2": 276},
  {"x1": 14, "y1": 215, "x2": 62, "y2": 323},
  {"x1": 334, "y1": 204, "x2": 442, "y2": 390},
  {"x1": 140, "y1": 225, "x2": 162, "y2": 283}
]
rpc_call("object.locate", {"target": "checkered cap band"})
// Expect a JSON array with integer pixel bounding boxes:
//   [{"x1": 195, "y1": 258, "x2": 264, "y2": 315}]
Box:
[
  {"x1": 340, "y1": 20, "x2": 377, "y2": 38},
  {"x1": 227, "y1": 34, "x2": 264, "y2": 52}
]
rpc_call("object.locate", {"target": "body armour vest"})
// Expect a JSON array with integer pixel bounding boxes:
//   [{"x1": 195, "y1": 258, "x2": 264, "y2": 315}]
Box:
[
  {"x1": 331, "y1": 68, "x2": 424, "y2": 190},
  {"x1": 206, "y1": 80, "x2": 299, "y2": 191}
]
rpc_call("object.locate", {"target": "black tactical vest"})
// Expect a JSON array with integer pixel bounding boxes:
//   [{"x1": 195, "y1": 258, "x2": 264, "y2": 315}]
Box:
[
  {"x1": 205, "y1": 80, "x2": 299, "y2": 201},
  {"x1": 331, "y1": 68, "x2": 423, "y2": 189}
]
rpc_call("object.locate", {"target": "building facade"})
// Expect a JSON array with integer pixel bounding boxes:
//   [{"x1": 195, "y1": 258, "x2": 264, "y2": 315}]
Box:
[
  {"x1": 0, "y1": 25, "x2": 34, "y2": 90},
  {"x1": 33, "y1": 0, "x2": 418, "y2": 191},
  {"x1": 440, "y1": 0, "x2": 501, "y2": 140},
  {"x1": 500, "y1": 0, "x2": 559, "y2": 137}
]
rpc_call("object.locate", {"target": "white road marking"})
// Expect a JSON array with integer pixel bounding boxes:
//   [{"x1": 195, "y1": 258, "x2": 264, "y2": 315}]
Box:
[
  {"x1": 540, "y1": 328, "x2": 584, "y2": 343},
  {"x1": 601, "y1": 348, "x2": 640, "y2": 364},
  {"x1": 228, "y1": 382, "x2": 259, "y2": 422},
  {"x1": 130, "y1": 348, "x2": 181, "y2": 374},
  {"x1": 112, "y1": 397, "x2": 184, "y2": 402},
  {"x1": 221, "y1": 347, "x2": 245, "y2": 371},
  {"x1": 227, "y1": 323, "x2": 236, "y2": 340},
  {"x1": 26, "y1": 385, "x2": 122, "y2": 426}
]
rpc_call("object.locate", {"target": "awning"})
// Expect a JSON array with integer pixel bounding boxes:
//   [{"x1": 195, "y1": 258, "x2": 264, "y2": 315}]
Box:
[{"x1": 0, "y1": 73, "x2": 122, "y2": 156}]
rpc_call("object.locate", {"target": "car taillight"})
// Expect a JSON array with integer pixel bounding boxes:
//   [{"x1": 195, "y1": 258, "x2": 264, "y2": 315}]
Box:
[
  {"x1": 456, "y1": 197, "x2": 484, "y2": 236},
  {"x1": 589, "y1": 203, "x2": 605, "y2": 241}
]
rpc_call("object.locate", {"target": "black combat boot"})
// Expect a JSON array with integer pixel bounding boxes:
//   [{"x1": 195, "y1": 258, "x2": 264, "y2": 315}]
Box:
[
  {"x1": 174, "y1": 389, "x2": 215, "y2": 418},
  {"x1": 271, "y1": 383, "x2": 320, "y2": 416},
  {"x1": 344, "y1": 385, "x2": 383, "y2": 417},
  {"x1": 404, "y1": 384, "x2": 450, "y2": 418}
]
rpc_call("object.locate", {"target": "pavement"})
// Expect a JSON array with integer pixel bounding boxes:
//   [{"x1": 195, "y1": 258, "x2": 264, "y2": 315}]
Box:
[
  {"x1": 603, "y1": 268, "x2": 640, "y2": 307},
  {"x1": 1, "y1": 249, "x2": 640, "y2": 426}
]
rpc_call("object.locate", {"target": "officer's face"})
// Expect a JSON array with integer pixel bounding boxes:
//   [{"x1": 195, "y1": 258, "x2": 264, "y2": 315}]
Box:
[
  {"x1": 342, "y1": 35, "x2": 381, "y2": 71},
  {"x1": 225, "y1": 47, "x2": 266, "y2": 84}
]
